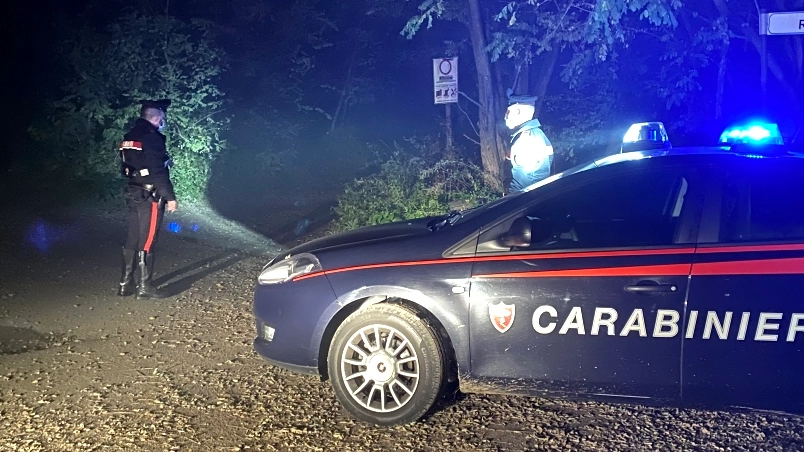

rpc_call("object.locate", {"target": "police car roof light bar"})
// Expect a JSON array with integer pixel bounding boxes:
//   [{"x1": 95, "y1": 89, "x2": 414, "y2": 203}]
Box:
[
  {"x1": 621, "y1": 122, "x2": 671, "y2": 154},
  {"x1": 623, "y1": 122, "x2": 670, "y2": 144},
  {"x1": 719, "y1": 122, "x2": 784, "y2": 146}
]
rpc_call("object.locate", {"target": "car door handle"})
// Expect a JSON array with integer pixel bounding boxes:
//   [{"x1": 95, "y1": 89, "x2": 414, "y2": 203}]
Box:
[{"x1": 624, "y1": 282, "x2": 678, "y2": 293}]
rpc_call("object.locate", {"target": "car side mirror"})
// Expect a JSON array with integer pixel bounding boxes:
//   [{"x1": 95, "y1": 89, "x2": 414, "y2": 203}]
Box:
[{"x1": 500, "y1": 217, "x2": 532, "y2": 247}]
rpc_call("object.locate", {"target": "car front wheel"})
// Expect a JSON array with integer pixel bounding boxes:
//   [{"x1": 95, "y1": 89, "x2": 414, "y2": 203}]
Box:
[{"x1": 327, "y1": 303, "x2": 446, "y2": 426}]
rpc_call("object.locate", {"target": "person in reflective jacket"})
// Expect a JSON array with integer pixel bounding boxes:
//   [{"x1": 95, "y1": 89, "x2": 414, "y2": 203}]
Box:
[
  {"x1": 117, "y1": 99, "x2": 178, "y2": 299},
  {"x1": 504, "y1": 95, "x2": 554, "y2": 194}
]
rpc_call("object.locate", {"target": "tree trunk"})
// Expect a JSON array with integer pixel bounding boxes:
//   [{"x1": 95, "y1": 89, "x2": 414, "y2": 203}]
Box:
[
  {"x1": 783, "y1": 35, "x2": 803, "y2": 83},
  {"x1": 516, "y1": 60, "x2": 530, "y2": 95},
  {"x1": 330, "y1": 43, "x2": 359, "y2": 133},
  {"x1": 713, "y1": 0, "x2": 802, "y2": 120},
  {"x1": 533, "y1": 50, "x2": 558, "y2": 118},
  {"x1": 466, "y1": 0, "x2": 504, "y2": 189},
  {"x1": 741, "y1": 23, "x2": 803, "y2": 119},
  {"x1": 715, "y1": 39, "x2": 729, "y2": 120}
]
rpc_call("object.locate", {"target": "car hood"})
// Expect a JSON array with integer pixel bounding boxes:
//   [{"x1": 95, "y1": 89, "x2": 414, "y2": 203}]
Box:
[{"x1": 271, "y1": 217, "x2": 438, "y2": 264}]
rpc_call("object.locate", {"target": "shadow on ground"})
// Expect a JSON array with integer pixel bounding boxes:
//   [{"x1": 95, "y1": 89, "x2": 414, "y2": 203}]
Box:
[
  {"x1": 0, "y1": 326, "x2": 64, "y2": 355},
  {"x1": 155, "y1": 251, "x2": 247, "y2": 297}
]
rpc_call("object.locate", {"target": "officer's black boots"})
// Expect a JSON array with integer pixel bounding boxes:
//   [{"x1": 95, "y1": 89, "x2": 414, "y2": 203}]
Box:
[
  {"x1": 136, "y1": 251, "x2": 168, "y2": 299},
  {"x1": 117, "y1": 248, "x2": 137, "y2": 296}
]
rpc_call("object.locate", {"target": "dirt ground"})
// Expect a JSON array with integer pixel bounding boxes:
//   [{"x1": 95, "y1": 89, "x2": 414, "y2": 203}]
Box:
[{"x1": 0, "y1": 194, "x2": 803, "y2": 452}]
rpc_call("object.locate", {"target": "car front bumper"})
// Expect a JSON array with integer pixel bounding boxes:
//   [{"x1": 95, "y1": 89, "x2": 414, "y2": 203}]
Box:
[
  {"x1": 253, "y1": 337, "x2": 318, "y2": 375},
  {"x1": 252, "y1": 273, "x2": 338, "y2": 375}
]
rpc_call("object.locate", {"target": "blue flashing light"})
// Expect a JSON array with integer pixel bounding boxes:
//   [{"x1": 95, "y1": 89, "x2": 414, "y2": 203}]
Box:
[
  {"x1": 168, "y1": 222, "x2": 182, "y2": 233},
  {"x1": 25, "y1": 220, "x2": 67, "y2": 253},
  {"x1": 719, "y1": 122, "x2": 783, "y2": 145},
  {"x1": 192, "y1": 224, "x2": 200, "y2": 232},
  {"x1": 621, "y1": 122, "x2": 671, "y2": 153},
  {"x1": 26, "y1": 221, "x2": 53, "y2": 253}
]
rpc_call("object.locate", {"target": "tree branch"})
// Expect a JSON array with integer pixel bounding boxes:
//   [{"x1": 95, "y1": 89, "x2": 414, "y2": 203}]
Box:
[
  {"x1": 462, "y1": 134, "x2": 481, "y2": 145},
  {"x1": 192, "y1": 109, "x2": 226, "y2": 127},
  {"x1": 456, "y1": 100, "x2": 480, "y2": 138},
  {"x1": 458, "y1": 91, "x2": 480, "y2": 108}
]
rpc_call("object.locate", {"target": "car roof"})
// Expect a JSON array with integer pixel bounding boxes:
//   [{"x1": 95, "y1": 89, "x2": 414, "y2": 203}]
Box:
[
  {"x1": 523, "y1": 144, "x2": 804, "y2": 193},
  {"x1": 595, "y1": 145, "x2": 804, "y2": 168}
]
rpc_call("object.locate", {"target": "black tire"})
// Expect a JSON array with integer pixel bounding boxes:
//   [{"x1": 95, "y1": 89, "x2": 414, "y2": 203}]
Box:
[{"x1": 327, "y1": 303, "x2": 446, "y2": 426}]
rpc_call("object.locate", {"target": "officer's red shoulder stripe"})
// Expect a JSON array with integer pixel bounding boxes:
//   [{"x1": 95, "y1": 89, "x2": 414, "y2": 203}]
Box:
[{"x1": 120, "y1": 140, "x2": 143, "y2": 150}]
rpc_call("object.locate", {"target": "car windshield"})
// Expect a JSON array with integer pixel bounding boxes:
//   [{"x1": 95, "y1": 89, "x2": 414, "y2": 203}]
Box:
[
  {"x1": 447, "y1": 156, "x2": 606, "y2": 224},
  {"x1": 441, "y1": 149, "x2": 677, "y2": 228}
]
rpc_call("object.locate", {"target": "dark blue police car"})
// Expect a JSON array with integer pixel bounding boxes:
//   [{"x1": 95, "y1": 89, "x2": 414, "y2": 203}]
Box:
[{"x1": 253, "y1": 122, "x2": 804, "y2": 425}]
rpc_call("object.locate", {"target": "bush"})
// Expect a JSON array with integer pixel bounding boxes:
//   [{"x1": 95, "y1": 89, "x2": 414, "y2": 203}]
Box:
[
  {"x1": 29, "y1": 13, "x2": 228, "y2": 202},
  {"x1": 332, "y1": 145, "x2": 501, "y2": 232}
]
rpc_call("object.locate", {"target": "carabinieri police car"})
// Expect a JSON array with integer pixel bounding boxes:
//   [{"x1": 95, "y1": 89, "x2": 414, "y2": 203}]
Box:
[{"x1": 253, "y1": 121, "x2": 804, "y2": 425}]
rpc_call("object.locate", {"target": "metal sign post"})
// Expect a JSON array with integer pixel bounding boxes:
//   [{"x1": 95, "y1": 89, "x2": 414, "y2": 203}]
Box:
[{"x1": 434, "y1": 57, "x2": 458, "y2": 154}]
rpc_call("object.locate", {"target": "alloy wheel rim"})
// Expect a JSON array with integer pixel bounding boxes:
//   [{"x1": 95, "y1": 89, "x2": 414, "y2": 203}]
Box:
[{"x1": 339, "y1": 324, "x2": 420, "y2": 413}]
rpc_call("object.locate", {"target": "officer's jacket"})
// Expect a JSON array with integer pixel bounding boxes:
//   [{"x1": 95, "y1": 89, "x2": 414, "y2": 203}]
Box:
[
  {"x1": 508, "y1": 119, "x2": 554, "y2": 193},
  {"x1": 119, "y1": 118, "x2": 176, "y2": 201}
]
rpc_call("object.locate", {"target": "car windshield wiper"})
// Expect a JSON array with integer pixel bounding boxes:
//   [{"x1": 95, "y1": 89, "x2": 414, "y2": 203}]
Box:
[{"x1": 427, "y1": 211, "x2": 463, "y2": 231}]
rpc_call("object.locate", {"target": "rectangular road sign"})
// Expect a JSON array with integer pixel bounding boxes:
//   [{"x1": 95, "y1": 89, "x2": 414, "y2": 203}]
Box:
[
  {"x1": 433, "y1": 57, "x2": 458, "y2": 104},
  {"x1": 760, "y1": 11, "x2": 804, "y2": 35}
]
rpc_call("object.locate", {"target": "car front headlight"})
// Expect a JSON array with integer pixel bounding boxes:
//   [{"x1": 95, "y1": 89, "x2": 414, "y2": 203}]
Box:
[{"x1": 258, "y1": 253, "x2": 322, "y2": 285}]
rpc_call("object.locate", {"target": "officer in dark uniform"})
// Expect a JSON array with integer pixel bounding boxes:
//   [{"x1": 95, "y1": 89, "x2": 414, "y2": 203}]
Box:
[{"x1": 117, "y1": 99, "x2": 178, "y2": 299}]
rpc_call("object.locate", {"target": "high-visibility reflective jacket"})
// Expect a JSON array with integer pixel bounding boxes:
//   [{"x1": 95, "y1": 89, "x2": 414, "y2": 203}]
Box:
[{"x1": 508, "y1": 119, "x2": 553, "y2": 193}]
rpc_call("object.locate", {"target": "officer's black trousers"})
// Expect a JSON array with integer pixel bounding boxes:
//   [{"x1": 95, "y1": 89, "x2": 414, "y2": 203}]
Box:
[{"x1": 124, "y1": 186, "x2": 165, "y2": 253}]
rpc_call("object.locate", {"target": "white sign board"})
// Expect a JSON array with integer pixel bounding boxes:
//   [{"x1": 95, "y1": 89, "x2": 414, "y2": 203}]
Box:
[
  {"x1": 433, "y1": 57, "x2": 458, "y2": 104},
  {"x1": 760, "y1": 11, "x2": 804, "y2": 35}
]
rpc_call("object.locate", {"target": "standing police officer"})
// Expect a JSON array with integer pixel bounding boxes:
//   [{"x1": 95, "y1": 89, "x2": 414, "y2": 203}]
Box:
[
  {"x1": 117, "y1": 99, "x2": 178, "y2": 299},
  {"x1": 504, "y1": 95, "x2": 554, "y2": 194}
]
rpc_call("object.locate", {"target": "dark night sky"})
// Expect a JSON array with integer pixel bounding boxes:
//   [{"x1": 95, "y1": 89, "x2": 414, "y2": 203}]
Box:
[{"x1": 9, "y1": 1, "x2": 79, "y2": 151}]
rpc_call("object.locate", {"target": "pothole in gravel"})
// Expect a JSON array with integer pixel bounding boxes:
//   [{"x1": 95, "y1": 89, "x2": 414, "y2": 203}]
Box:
[{"x1": 0, "y1": 326, "x2": 63, "y2": 355}]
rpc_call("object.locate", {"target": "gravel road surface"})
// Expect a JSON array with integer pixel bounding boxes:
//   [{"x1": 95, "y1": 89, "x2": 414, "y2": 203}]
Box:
[{"x1": 1, "y1": 203, "x2": 802, "y2": 451}]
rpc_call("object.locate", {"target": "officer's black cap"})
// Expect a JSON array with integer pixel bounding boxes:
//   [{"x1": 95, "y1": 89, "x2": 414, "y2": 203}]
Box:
[
  {"x1": 140, "y1": 99, "x2": 171, "y2": 114},
  {"x1": 507, "y1": 94, "x2": 537, "y2": 106}
]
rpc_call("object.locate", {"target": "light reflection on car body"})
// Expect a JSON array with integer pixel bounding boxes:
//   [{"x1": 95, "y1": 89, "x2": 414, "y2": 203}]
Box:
[{"x1": 252, "y1": 126, "x2": 804, "y2": 425}]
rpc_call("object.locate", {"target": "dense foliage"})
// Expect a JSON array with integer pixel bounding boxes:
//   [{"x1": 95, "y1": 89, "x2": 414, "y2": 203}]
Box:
[
  {"x1": 403, "y1": 0, "x2": 803, "y2": 178},
  {"x1": 15, "y1": 0, "x2": 804, "y2": 231},
  {"x1": 332, "y1": 138, "x2": 501, "y2": 231},
  {"x1": 29, "y1": 13, "x2": 228, "y2": 200}
]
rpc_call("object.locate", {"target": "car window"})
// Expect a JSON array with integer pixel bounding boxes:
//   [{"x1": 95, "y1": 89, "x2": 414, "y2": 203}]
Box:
[
  {"x1": 478, "y1": 168, "x2": 693, "y2": 252},
  {"x1": 719, "y1": 168, "x2": 804, "y2": 243}
]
